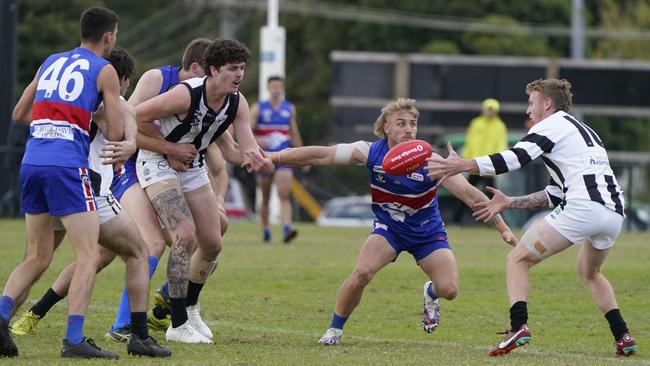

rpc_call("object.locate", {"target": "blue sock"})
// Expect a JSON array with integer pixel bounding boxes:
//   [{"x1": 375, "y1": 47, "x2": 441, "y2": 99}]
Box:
[
  {"x1": 330, "y1": 312, "x2": 348, "y2": 330},
  {"x1": 427, "y1": 282, "x2": 438, "y2": 300},
  {"x1": 283, "y1": 224, "x2": 292, "y2": 234},
  {"x1": 113, "y1": 287, "x2": 131, "y2": 329},
  {"x1": 148, "y1": 255, "x2": 159, "y2": 278},
  {"x1": 0, "y1": 295, "x2": 15, "y2": 321},
  {"x1": 113, "y1": 256, "x2": 159, "y2": 329},
  {"x1": 161, "y1": 282, "x2": 169, "y2": 298},
  {"x1": 263, "y1": 228, "x2": 271, "y2": 241},
  {"x1": 65, "y1": 315, "x2": 85, "y2": 344}
]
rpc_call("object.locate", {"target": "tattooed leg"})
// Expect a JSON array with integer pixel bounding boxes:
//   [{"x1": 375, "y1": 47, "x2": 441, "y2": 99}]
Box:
[{"x1": 146, "y1": 180, "x2": 197, "y2": 327}]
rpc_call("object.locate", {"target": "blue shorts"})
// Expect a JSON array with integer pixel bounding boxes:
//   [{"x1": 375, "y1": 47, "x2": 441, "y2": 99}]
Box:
[
  {"x1": 110, "y1": 161, "x2": 139, "y2": 201},
  {"x1": 20, "y1": 164, "x2": 97, "y2": 216},
  {"x1": 371, "y1": 221, "x2": 450, "y2": 261}
]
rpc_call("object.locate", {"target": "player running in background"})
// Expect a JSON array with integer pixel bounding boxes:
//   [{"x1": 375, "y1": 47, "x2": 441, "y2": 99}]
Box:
[
  {"x1": 251, "y1": 76, "x2": 305, "y2": 243},
  {"x1": 426, "y1": 78, "x2": 637, "y2": 357},
  {"x1": 0, "y1": 7, "x2": 123, "y2": 359},
  {"x1": 135, "y1": 38, "x2": 271, "y2": 344},
  {"x1": 9, "y1": 48, "x2": 171, "y2": 358},
  {"x1": 266, "y1": 98, "x2": 516, "y2": 345}
]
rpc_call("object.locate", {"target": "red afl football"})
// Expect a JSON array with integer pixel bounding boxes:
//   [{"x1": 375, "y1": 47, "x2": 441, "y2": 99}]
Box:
[{"x1": 381, "y1": 139, "x2": 433, "y2": 176}]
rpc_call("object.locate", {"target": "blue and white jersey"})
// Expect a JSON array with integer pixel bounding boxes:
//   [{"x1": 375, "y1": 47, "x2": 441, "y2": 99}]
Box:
[
  {"x1": 24, "y1": 47, "x2": 109, "y2": 168},
  {"x1": 254, "y1": 100, "x2": 292, "y2": 152},
  {"x1": 367, "y1": 139, "x2": 445, "y2": 239}
]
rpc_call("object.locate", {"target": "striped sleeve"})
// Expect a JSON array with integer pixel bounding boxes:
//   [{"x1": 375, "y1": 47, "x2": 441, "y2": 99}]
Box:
[{"x1": 475, "y1": 132, "x2": 556, "y2": 176}]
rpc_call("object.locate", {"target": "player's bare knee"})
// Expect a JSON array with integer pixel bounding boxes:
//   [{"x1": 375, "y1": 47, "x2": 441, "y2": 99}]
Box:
[
  {"x1": 96, "y1": 250, "x2": 117, "y2": 272},
  {"x1": 26, "y1": 250, "x2": 53, "y2": 270},
  {"x1": 576, "y1": 261, "x2": 600, "y2": 282},
  {"x1": 25, "y1": 255, "x2": 51, "y2": 274},
  {"x1": 220, "y1": 215, "x2": 229, "y2": 236},
  {"x1": 351, "y1": 267, "x2": 374, "y2": 286},
  {"x1": 435, "y1": 282, "x2": 459, "y2": 300},
  {"x1": 200, "y1": 240, "x2": 222, "y2": 261},
  {"x1": 175, "y1": 222, "x2": 197, "y2": 248}
]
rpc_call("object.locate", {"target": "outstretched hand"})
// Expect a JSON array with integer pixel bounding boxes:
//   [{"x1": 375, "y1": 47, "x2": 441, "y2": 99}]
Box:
[
  {"x1": 472, "y1": 186, "x2": 510, "y2": 223},
  {"x1": 499, "y1": 226, "x2": 518, "y2": 247},
  {"x1": 425, "y1": 142, "x2": 464, "y2": 188},
  {"x1": 242, "y1": 148, "x2": 274, "y2": 174}
]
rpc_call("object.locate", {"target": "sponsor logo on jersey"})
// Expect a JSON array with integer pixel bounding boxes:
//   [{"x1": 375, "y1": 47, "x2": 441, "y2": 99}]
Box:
[
  {"x1": 373, "y1": 165, "x2": 385, "y2": 173},
  {"x1": 407, "y1": 172, "x2": 424, "y2": 182},
  {"x1": 32, "y1": 124, "x2": 75, "y2": 141}
]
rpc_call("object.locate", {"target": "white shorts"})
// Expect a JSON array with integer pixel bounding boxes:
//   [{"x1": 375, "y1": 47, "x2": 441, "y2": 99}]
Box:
[
  {"x1": 137, "y1": 157, "x2": 210, "y2": 193},
  {"x1": 544, "y1": 200, "x2": 624, "y2": 250},
  {"x1": 53, "y1": 192, "x2": 122, "y2": 230}
]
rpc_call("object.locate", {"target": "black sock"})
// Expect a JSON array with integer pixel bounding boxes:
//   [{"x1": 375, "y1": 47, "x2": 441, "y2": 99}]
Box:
[
  {"x1": 605, "y1": 308, "x2": 628, "y2": 340},
  {"x1": 170, "y1": 297, "x2": 188, "y2": 328},
  {"x1": 152, "y1": 305, "x2": 170, "y2": 320},
  {"x1": 30, "y1": 288, "x2": 64, "y2": 317},
  {"x1": 131, "y1": 312, "x2": 149, "y2": 340},
  {"x1": 509, "y1": 301, "x2": 528, "y2": 332},
  {"x1": 186, "y1": 281, "x2": 204, "y2": 307}
]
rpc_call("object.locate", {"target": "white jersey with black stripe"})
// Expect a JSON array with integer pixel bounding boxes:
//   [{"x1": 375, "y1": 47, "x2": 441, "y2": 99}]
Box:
[
  {"x1": 88, "y1": 96, "x2": 127, "y2": 197},
  {"x1": 475, "y1": 110, "x2": 624, "y2": 216},
  {"x1": 138, "y1": 76, "x2": 239, "y2": 168}
]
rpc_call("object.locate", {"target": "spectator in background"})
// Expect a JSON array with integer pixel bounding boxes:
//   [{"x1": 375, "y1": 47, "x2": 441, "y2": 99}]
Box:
[
  {"x1": 452, "y1": 98, "x2": 508, "y2": 223},
  {"x1": 251, "y1": 76, "x2": 305, "y2": 244}
]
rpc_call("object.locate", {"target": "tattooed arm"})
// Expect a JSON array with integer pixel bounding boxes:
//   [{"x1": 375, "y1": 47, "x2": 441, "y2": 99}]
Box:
[
  {"x1": 508, "y1": 191, "x2": 552, "y2": 209},
  {"x1": 473, "y1": 188, "x2": 551, "y2": 225}
]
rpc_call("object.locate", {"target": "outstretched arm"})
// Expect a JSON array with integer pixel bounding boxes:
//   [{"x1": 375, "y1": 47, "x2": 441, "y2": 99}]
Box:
[
  {"x1": 473, "y1": 187, "x2": 551, "y2": 223},
  {"x1": 442, "y1": 173, "x2": 517, "y2": 246},
  {"x1": 425, "y1": 142, "x2": 478, "y2": 186},
  {"x1": 268, "y1": 140, "x2": 370, "y2": 167}
]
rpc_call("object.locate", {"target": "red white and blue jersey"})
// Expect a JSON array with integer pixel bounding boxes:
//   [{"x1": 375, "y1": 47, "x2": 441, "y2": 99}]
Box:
[
  {"x1": 24, "y1": 47, "x2": 109, "y2": 168},
  {"x1": 367, "y1": 139, "x2": 445, "y2": 239},
  {"x1": 254, "y1": 100, "x2": 292, "y2": 152}
]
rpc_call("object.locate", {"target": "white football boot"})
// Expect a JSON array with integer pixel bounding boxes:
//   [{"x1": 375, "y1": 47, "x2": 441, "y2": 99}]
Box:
[
  {"x1": 165, "y1": 321, "x2": 212, "y2": 344},
  {"x1": 318, "y1": 328, "x2": 343, "y2": 345},
  {"x1": 422, "y1": 281, "x2": 440, "y2": 333},
  {"x1": 186, "y1": 303, "x2": 213, "y2": 341}
]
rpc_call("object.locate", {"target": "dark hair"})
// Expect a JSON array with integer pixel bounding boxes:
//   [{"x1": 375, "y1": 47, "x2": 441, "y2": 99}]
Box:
[
  {"x1": 107, "y1": 48, "x2": 134, "y2": 81},
  {"x1": 203, "y1": 38, "x2": 251, "y2": 75},
  {"x1": 80, "y1": 7, "x2": 119, "y2": 43},
  {"x1": 267, "y1": 75, "x2": 284, "y2": 84},
  {"x1": 182, "y1": 38, "x2": 211, "y2": 71}
]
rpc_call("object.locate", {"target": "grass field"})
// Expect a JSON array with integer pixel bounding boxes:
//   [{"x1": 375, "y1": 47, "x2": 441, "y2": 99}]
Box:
[{"x1": 0, "y1": 219, "x2": 648, "y2": 365}]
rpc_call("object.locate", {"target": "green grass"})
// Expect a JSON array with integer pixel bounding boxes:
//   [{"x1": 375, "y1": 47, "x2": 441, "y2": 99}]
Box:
[{"x1": 0, "y1": 219, "x2": 649, "y2": 365}]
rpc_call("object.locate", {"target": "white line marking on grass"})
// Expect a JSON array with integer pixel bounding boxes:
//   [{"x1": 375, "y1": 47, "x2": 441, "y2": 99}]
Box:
[{"x1": 210, "y1": 320, "x2": 650, "y2": 365}]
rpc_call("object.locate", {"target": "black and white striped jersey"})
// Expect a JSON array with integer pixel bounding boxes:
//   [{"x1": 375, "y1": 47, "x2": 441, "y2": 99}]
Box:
[
  {"x1": 138, "y1": 76, "x2": 239, "y2": 168},
  {"x1": 475, "y1": 110, "x2": 624, "y2": 217}
]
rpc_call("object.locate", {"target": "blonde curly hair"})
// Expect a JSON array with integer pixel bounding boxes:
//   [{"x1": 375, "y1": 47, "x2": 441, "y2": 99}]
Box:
[
  {"x1": 526, "y1": 78, "x2": 573, "y2": 112},
  {"x1": 373, "y1": 98, "x2": 419, "y2": 138}
]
